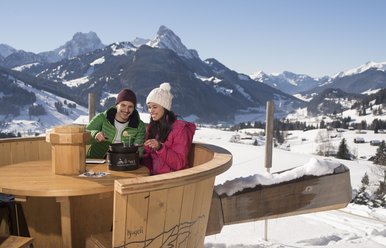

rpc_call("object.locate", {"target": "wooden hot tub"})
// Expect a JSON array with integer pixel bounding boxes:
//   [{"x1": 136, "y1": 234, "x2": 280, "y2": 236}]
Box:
[{"x1": 0, "y1": 134, "x2": 233, "y2": 248}]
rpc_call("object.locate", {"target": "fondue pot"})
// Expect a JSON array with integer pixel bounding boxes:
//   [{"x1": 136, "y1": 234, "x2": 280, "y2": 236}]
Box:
[{"x1": 107, "y1": 143, "x2": 139, "y2": 171}]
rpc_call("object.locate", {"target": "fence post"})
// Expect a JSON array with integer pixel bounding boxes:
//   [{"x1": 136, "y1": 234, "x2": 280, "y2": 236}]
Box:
[
  {"x1": 88, "y1": 93, "x2": 96, "y2": 122},
  {"x1": 264, "y1": 100, "x2": 274, "y2": 241}
]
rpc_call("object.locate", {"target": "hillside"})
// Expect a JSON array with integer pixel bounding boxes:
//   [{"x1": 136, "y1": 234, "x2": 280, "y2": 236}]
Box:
[{"x1": 0, "y1": 73, "x2": 87, "y2": 136}]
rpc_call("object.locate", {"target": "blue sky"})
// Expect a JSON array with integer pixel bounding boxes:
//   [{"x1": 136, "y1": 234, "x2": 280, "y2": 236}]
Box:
[{"x1": 1, "y1": 0, "x2": 386, "y2": 77}]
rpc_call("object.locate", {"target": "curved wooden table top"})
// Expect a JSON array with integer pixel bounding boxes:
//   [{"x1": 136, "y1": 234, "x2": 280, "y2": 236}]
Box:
[{"x1": 0, "y1": 160, "x2": 149, "y2": 197}]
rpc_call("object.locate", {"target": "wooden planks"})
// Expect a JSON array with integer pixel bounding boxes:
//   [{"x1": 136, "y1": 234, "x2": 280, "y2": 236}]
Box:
[
  {"x1": 0, "y1": 137, "x2": 51, "y2": 166},
  {"x1": 86, "y1": 143, "x2": 232, "y2": 248},
  {"x1": 0, "y1": 235, "x2": 34, "y2": 248},
  {"x1": 0, "y1": 142, "x2": 11, "y2": 166},
  {"x1": 109, "y1": 143, "x2": 232, "y2": 248},
  {"x1": 206, "y1": 167, "x2": 352, "y2": 235}
]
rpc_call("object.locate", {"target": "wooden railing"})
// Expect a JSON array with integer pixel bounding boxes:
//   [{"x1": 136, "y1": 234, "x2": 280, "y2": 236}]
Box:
[
  {"x1": 0, "y1": 137, "x2": 51, "y2": 166},
  {"x1": 0, "y1": 136, "x2": 217, "y2": 169}
]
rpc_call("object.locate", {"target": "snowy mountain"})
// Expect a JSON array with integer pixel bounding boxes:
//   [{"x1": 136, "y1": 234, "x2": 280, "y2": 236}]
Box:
[
  {"x1": 6, "y1": 26, "x2": 303, "y2": 123},
  {"x1": 38, "y1": 31, "x2": 105, "y2": 63},
  {"x1": 0, "y1": 32, "x2": 105, "y2": 67},
  {"x1": 333, "y1": 61, "x2": 386, "y2": 79},
  {"x1": 1, "y1": 50, "x2": 45, "y2": 68},
  {"x1": 146, "y1": 25, "x2": 199, "y2": 60},
  {"x1": 131, "y1": 37, "x2": 150, "y2": 47},
  {"x1": 2, "y1": 26, "x2": 385, "y2": 125},
  {"x1": 250, "y1": 70, "x2": 329, "y2": 95},
  {"x1": 300, "y1": 61, "x2": 386, "y2": 98},
  {"x1": 251, "y1": 61, "x2": 386, "y2": 102},
  {"x1": 306, "y1": 88, "x2": 364, "y2": 116},
  {"x1": 0, "y1": 43, "x2": 17, "y2": 57}
]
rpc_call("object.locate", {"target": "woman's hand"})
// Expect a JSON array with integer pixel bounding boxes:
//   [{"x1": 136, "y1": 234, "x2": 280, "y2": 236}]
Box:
[{"x1": 144, "y1": 139, "x2": 162, "y2": 150}]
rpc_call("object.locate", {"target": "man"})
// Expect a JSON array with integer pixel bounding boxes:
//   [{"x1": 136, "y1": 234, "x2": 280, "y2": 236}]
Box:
[{"x1": 86, "y1": 89, "x2": 146, "y2": 158}]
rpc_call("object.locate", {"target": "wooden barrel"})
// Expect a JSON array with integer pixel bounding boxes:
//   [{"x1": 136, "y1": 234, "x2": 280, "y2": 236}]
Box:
[
  {"x1": 111, "y1": 143, "x2": 232, "y2": 248},
  {"x1": 46, "y1": 124, "x2": 91, "y2": 175}
]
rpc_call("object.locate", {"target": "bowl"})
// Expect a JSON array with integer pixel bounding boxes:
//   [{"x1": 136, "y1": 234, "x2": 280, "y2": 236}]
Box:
[{"x1": 107, "y1": 151, "x2": 139, "y2": 171}]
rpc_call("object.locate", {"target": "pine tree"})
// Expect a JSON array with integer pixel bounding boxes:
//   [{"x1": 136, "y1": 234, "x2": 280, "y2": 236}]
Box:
[
  {"x1": 352, "y1": 173, "x2": 370, "y2": 205},
  {"x1": 373, "y1": 141, "x2": 386, "y2": 166},
  {"x1": 372, "y1": 181, "x2": 386, "y2": 207},
  {"x1": 336, "y1": 138, "x2": 351, "y2": 160},
  {"x1": 361, "y1": 172, "x2": 369, "y2": 186}
]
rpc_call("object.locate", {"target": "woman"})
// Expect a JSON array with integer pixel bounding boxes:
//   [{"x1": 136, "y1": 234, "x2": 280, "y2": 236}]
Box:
[
  {"x1": 142, "y1": 83, "x2": 196, "y2": 175},
  {"x1": 86, "y1": 88, "x2": 146, "y2": 158}
]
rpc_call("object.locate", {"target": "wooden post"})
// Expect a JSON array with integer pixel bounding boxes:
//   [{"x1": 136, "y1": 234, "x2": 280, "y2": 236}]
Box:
[
  {"x1": 265, "y1": 101, "x2": 274, "y2": 171},
  {"x1": 264, "y1": 100, "x2": 274, "y2": 241},
  {"x1": 88, "y1": 93, "x2": 96, "y2": 122},
  {"x1": 46, "y1": 125, "x2": 91, "y2": 175}
]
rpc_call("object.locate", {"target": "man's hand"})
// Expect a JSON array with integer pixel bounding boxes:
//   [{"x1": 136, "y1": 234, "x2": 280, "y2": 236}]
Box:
[{"x1": 95, "y1": 132, "x2": 107, "y2": 142}]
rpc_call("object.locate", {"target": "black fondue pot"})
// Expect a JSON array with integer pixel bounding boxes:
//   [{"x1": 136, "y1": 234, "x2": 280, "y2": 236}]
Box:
[{"x1": 107, "y1": 143, "x2": 139, "y2": 171}]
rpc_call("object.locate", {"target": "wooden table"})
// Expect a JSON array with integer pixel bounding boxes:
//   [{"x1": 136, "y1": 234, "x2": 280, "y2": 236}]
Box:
[{"x1": 0, "y1": 160, "x2": 149, "y2": 248}]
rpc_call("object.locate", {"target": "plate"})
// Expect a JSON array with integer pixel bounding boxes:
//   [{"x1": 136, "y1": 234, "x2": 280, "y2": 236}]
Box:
[{"x1": 86, "y1": 159, "x2": 106, "y2": 164}]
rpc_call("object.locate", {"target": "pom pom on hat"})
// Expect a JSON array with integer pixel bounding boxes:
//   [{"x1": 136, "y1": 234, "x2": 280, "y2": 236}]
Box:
[
  {"x1": 115, "y1": 88, "x2": 137, "y2": 106},
  {"x1": 146, "y1": 82, "x2": 173, "y2": 111}
]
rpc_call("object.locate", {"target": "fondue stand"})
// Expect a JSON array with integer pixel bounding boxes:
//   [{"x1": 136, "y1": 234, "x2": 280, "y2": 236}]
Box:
[{"x1": 0, "y1": 125, "x2": 149, "y2": 248}]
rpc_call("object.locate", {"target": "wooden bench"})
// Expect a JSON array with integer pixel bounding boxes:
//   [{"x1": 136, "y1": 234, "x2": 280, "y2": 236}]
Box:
[{"x1": 87, "y1": 143, "x2": 232, "y2": 248}]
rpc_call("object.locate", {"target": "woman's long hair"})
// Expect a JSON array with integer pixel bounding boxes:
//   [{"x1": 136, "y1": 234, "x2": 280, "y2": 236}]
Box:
[{"x1": 147, "y1": 109, "x2": 176, "y2": 142}]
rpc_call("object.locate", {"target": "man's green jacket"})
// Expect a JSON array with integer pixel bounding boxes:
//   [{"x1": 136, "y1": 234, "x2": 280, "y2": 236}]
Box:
[{"x1": 86, "y1": 107, "x2": 146, "y2": 158}]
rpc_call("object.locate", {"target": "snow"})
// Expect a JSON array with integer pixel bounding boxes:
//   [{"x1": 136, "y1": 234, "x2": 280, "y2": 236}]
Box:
[
  {"x1": 333, "y1": 61, "x2": 386, "y2": 79},
  {"x1": 12, "y1": 62, "x2": 40, "y2": 71},
  {"x1": 363, "y1": 88, "x2": 383, "y2": 95},
  {"x1": 216, "y1": 158, "x2": 342, "y2": 196},
  {"x1": 62, "y1": 76, "x2": 89, "y2": 87},
  {"x1": 195, "y1": 73, "x2": 223, "y2": 84},
  {"x1": 110, "y1": 43, "x2": 136, "y2": 56},
  {"x1": 0, "y1": 79, "x2": 88, "y2": 135},
  {"x1": 90, "y1": 56, "x2": 105, "y2": 66},
  {"x1": 195, "y1": 127, "x2": 386, "y2": 248}
]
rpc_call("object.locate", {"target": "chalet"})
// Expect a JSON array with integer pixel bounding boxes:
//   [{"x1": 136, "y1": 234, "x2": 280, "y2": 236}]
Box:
[
  {"x1": 354, "y1": 137, "x2": 365, "y2": 143},
  {"x1": 370, "y1": 140, "x2": 381, "y2": 146}
]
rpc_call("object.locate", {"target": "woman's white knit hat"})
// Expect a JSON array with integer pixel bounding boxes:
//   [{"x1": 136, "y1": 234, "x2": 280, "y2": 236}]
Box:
[{"x1": 146, "y1": 82, "x2": 173, "y2": 111}]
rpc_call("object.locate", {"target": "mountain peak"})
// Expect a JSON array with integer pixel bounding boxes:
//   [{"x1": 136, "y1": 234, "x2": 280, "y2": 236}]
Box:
[
  {"x1": 38, "y1": 31, "x2": 105, "y2": 63},
  {"x1": 72, "y1": 31, "x2": 99, "y2": 40},
  {"x1": 60, "y1": 31, "x2": 104, "y2": 57},
  {"x1": 333, "y1": 61, "x2": 386, "y2": 79},
  {"x1": 157, "y1": 25, "x2": 171, "y2": 36},
  {"x1": 0, "y1": 43, "x2": 17, "y2": 58},
  {"x1": 147, "y1": 25, "x2": 199, "y2": 59},
  {"x1": 131, "y1": 37, "x2": 150, "y2": 47}
]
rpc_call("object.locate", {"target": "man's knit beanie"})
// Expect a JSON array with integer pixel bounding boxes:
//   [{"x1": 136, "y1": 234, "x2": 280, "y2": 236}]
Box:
[{"x1": 115, "y1": 88, "x2": 137, "y2": 106}]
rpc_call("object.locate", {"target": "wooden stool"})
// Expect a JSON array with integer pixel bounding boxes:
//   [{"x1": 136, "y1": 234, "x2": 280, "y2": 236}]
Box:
[{"x1": 0, "y1": 235, "x2": 33, "y2": 248}]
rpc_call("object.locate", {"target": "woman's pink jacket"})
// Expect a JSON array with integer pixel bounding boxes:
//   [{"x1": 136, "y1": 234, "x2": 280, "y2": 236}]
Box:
[{"x1": 142, "y1": 120, "x2": 196, "y2": 175}]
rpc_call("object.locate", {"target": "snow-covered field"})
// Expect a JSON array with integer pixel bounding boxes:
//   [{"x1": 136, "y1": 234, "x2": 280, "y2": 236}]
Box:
[{"x1": 195, "y1": 127, "x2": 386, "y2": 248}]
